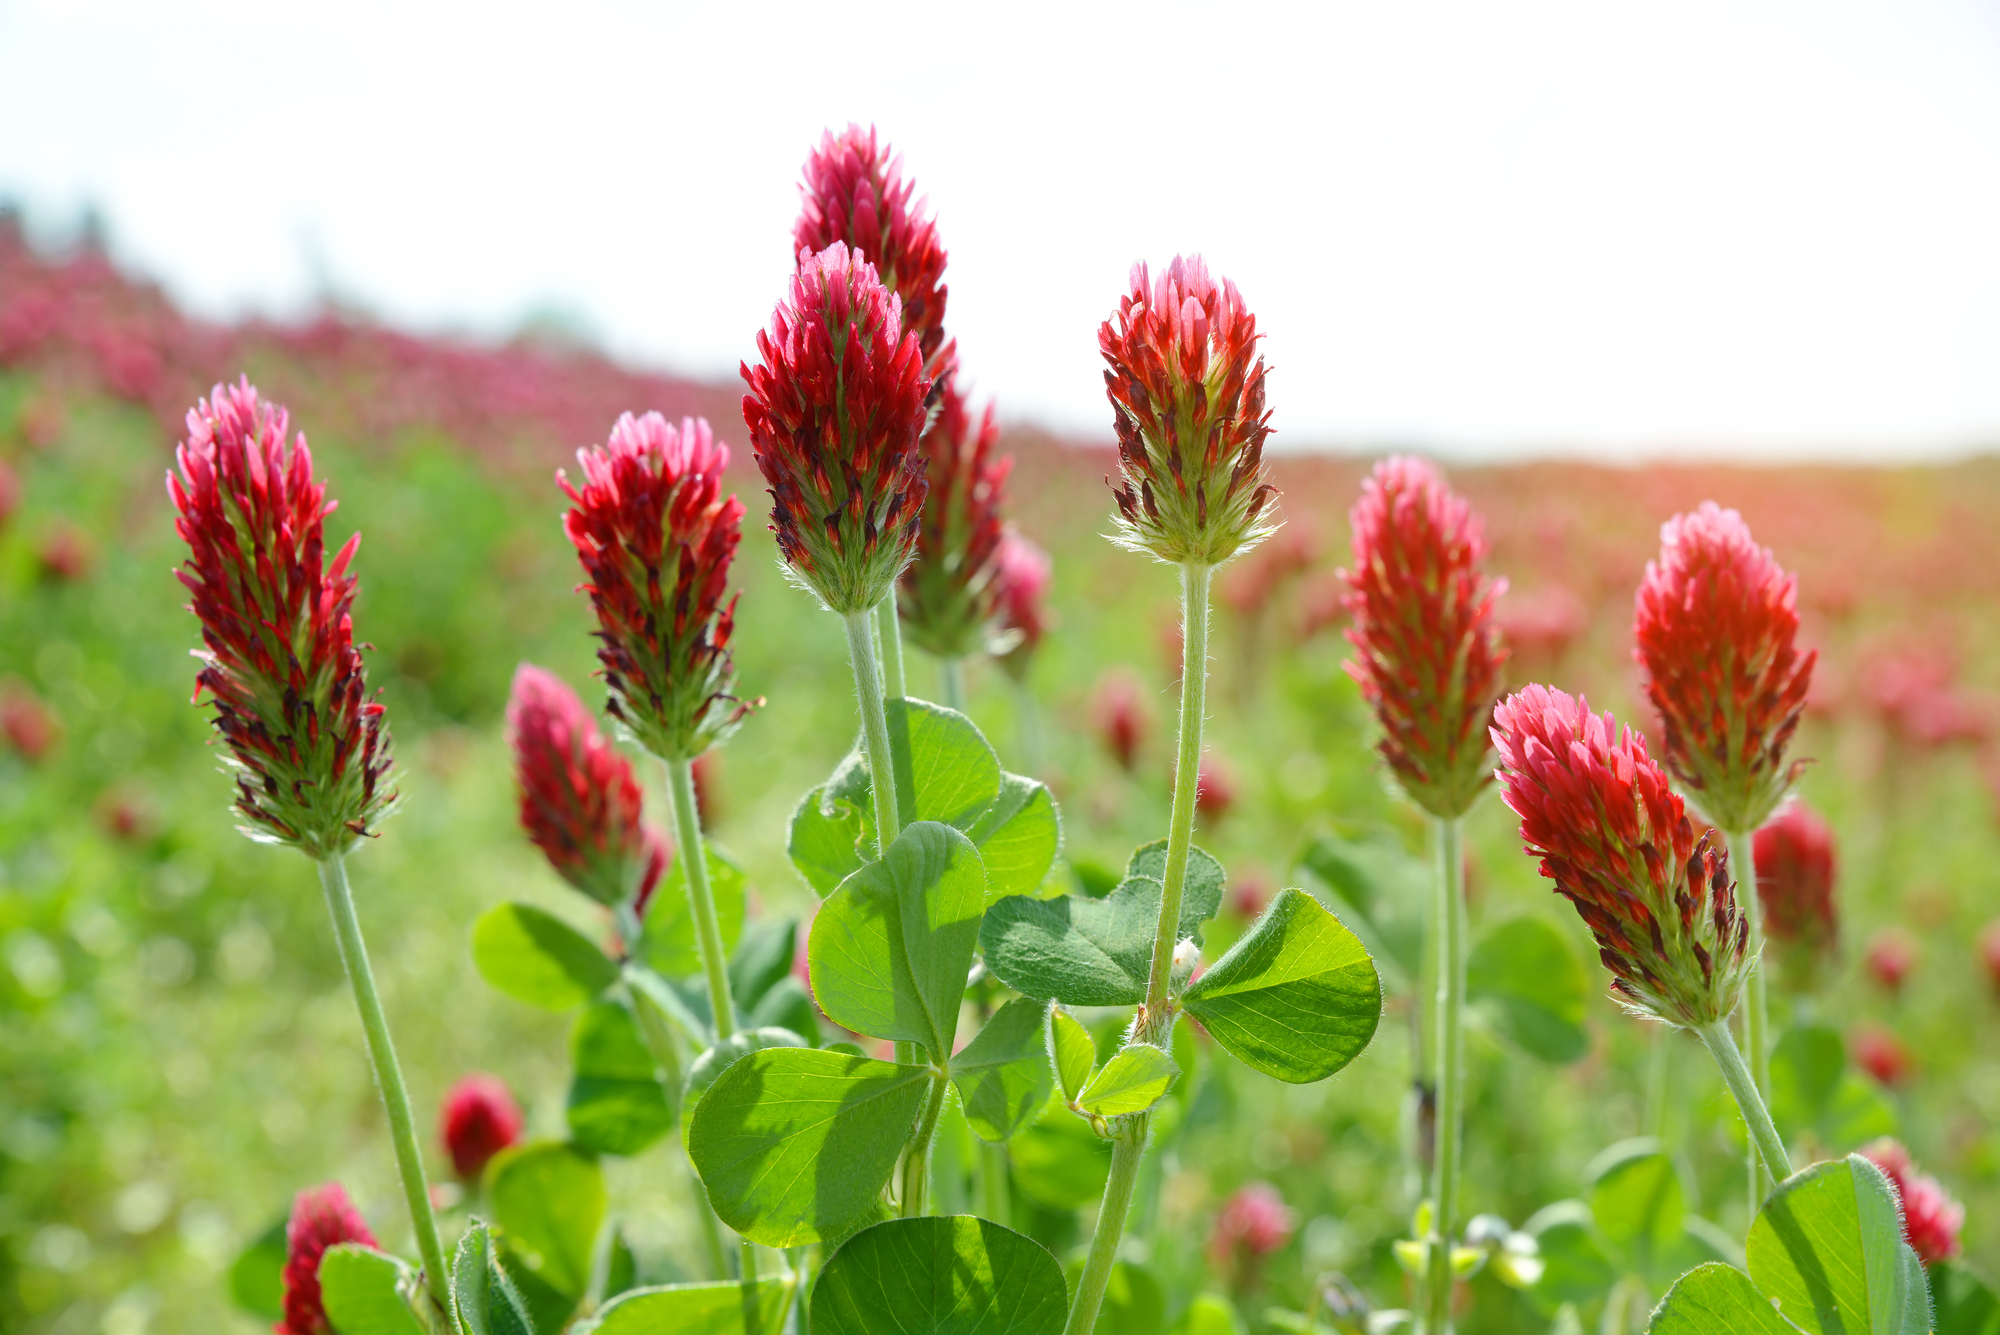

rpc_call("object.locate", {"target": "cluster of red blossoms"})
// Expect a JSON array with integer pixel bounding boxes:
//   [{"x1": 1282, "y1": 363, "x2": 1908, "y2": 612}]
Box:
[
  {"x1": 277, "y1": 1183, "x2": 376, "y2": 1335},
  {"x1": 1864, "y1": 1139, "x2": 1964, "y2": 1265},
  {"x1": 1753, "y1": 798, "x2": 1839, "y2": 989},
  {"x1": 1341, "y1": 457, "x2": 1508, "y2": 820},
  {"x1": 439, "y1": 1072, "x2": 525, "y2": 1182},
  {"x1": 168, "y1": 378, "x2": 396, "y2": 857},
  {"x1": 505, "y1": 664, "x2": 665, "y2": 911},
  {"x1": 1101, "y1": 256, "x2": 1278, "y2": 567},
  {"x1": 559, "y1": 412, "x2": 754, "y2": 762},
  {"x1": 1633, "y1": 502, "x2": 1816, "y2": 835},
  {"x1": 741, "y1": 242, "x2": 932, "y2": 616},
  {"x1": 1492, "y1": 685, "x2": 1752, "y2": 1028}
]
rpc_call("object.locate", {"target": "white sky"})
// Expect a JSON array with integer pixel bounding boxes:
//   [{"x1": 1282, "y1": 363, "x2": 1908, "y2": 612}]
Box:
[{"x1": 3, "y1": 0, "x2": 1999, "y2": 459}]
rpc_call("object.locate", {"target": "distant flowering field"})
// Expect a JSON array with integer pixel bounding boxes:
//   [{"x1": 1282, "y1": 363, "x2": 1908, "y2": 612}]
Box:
[{"x1": 3, "y1": 150, "x2": 2000, "y2": 1335}]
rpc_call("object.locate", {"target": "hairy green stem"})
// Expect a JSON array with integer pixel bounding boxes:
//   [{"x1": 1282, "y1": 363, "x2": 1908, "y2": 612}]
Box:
[
  {"x1": 315, "y1": 855, "x2": 451, "y2": 1317},
  {"x1": 665, "y1": 757, "x2": 736, "y2": 1040},
  {"x1": 1426, "y1": 816, "x2": 1466, "y2": 1335},
  {"x1": 900, "y1": 1074, "x2": 950, "y2": 1217},
  {"x1": 1696, "y1": 1019, "x2": 1793, "y2": 1190},
  {"x1": 1726, "y1": 827, "x2": 1772, "y2": 1209},
  {"x1": 844, "y1": 609, "x2": 902, "y2": 856},
  {"x1": 1065, "y1": 1133, "x2": 1148, "y2": 1335},
  {"x1": 937, "y1": 656, "x2": 967, "y2": 713},
  {"x1": 877, "y1": 595, "x2": 906, "y2": 699}
]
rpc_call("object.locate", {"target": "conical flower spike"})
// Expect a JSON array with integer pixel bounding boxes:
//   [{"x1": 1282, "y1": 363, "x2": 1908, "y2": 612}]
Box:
[
  {"x1": 1341, "y1": 456, "x2": 1508, "y2": 820},
  {"x1": 1492, "y1": 684, "x2": 1754, "y2": 1028},
  {"x1": 168, "y1": 378, "x2": 397, "y2": 857},
  {"x1": 506, "y1": 664, "x2": 657, "y2": 909},
  {"x1": 278, "y1": 1183, "x2": 377, "y2": 1335},
  {"x1": 560, "y1": 413, "x2": 754, "y2": 762},
  {"x1": 1753, "y1": 798, "x2": 1838, "y2": 990},
  {"x1": 1634, "y1": 502, "x2": 1816, "y2": 833},
  {"x1": 1100, "y1": 255, "x2": 1278, "y2": 566},
  {"x1": 742, "y1": 242, "x2": 932, "y2": 615},
  {"x1": 794, "y1": 124, "x2": 950, "y2": 370},
  {"x1": 898, "y1": 375, "x2": 1013, "y2": 659}
]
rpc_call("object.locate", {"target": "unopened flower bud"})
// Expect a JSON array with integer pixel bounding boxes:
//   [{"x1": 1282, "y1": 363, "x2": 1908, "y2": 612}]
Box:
[
  {"x1": 278, "y1": 1183, "x2": 377, "y2": 1335},
  {"x1": 440, "y1": 1073, "x2": 524, "y2": 1182},
  {"x1": 1634, "y1": 502, "x2": 1815, "y2": 833},
  {"x1": 1100, "y1": 256, "x2": 1278, "y2": 567},
  {"x1": 1171, "y1": 938, "x2": 1201, "y2": 989},
  {"x1": 1493, "y1": 685, "x2": 1753, "y2": 1028}
]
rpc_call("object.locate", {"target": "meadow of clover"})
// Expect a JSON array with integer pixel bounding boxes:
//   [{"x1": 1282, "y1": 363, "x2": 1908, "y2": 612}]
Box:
[{"x1": 4, "y1": 128, "x2": 2000, "y2": 1335}]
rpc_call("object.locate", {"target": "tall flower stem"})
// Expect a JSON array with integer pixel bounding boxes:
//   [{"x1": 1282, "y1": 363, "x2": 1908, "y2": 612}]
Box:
[
  {"x1": 1726, "y1": 828, "x2": 1771, "y2": 1209},
  {"x1": 664, "y1": 757, "x2": 736, "y2": 1040},
  {"x1": 1425, "y1": 816, "x2": 1466, "y2": 1335},
  {"x1": 877, "y1": 596, "x2": 907, "y2": 700},
  {"x1": 937, "y1": 656, "x2": 967, "y2": 713},
  {"x1": 843, "y1": 610, "x2": 902, "y2": 854},
  {"x1": 1067, "y1": 561, "x2": 1212, "y2": 1335},
  {"x1": 1695, "y1": 1019, "x2": 1792, "y2": 1189},
  {"x1": 315, "y1": 854, "x2": 450, "y2": 1317}
]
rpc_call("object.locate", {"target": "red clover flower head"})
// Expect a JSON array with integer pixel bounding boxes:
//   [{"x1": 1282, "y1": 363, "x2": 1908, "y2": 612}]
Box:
[
  {"x1": 440, "y1": 1073, "x2": 525, "y2": 1181},
  {"x1": 794, "y1": 124, "x2": 950, "y2": 371},
  {"x1": 1753, "y1": 798, "x2": 1838, "y2": 989},
  {"x1": 991, "y1": 532, "x2": 1053, "y2": 681},
  {"x1": 1492, "y1": 685, "x2": 1752, "y2": 1028},
  {"x1": 1864, "y1": 1139, "x2": 1963, "y2": 1265},
  {"x1": 506, "y1": 664, "x2": 656, "y2": 909},
  {"x1": 278, "y1": 1183, "x2": 377, "y2": 1335},
  {"x1": 1633, "y1": 502, "x2": 1815, "y2": 833},
  {"x1": 1341, "y1": 456, "x2": 1507, "y2": 820},
  {"x1": 1101, "y1": 256, "x2": 1277, "y2": 566},
  {"x1": 742, "y1": 242, "x2": 932, "y2": 615},
  {"x1": 898, "y1": 373, "x2": 1013, "y2": 659},
  {"x1": 1210, "y1": 1182, "x2": 1295, "y2": 1289},
  {"x1": 560, "y1": 412, "x2": 754, "y2": 761},
  {"x1": 168, "y1": 378, "x2": 397, "y2": 857}
]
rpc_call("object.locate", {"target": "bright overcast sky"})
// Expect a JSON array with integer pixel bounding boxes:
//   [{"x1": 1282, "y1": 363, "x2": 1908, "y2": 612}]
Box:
[{"x1": 4, "y1": 0, "x2": 1999, "y2": 459}]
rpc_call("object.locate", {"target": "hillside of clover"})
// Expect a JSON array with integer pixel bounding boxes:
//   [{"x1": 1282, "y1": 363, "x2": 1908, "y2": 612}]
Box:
[{"x1": 4, "y1": 129, "x2": 2000, "y2": 1335}]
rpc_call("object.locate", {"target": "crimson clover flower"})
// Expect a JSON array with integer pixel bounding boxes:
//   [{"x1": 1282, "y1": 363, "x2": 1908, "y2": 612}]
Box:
[
  {"x1": 991, "y1": 532, "x2": 1053, "y2": 682},
  {"x1": 506, "y1": 664, "x2": 664, "y2": 909},
  {"x1": 794, "y1": 124, "x2": 950, "y2": 371},
  {"x1": 1633, "y1": 502, "x2": 1815, "y2": 833},
  {"x1": 1209, "y1": 1182, "x2": 1295, "y2": 1290},
  {"x1": 1864, "y1": 1139, "x2": 1963, "y2": 1265},
  {"x1": 277, "y1": 1183, "x2": 377, "y2": 1335},
  {"x1": 1341, "y1": 456, "x2": 1507, "y2": 820},
  {"x1": 168, "y1": 378, "x2": 397, "y2": 857},
  {"x1": 1752, "y1": 798, "x2": 1838, "y2": 989},
  {"x1": 560, "y1": 412, "x2": 754, "y2": 761},
  {"x1": 742, "y1": 242, "x2": 931, "y2": 615},
  {"x1": 440, "y1": 1073, "x2": 524, "y2": 1181},
  {"x1": 898, "y1": 374, "x2": 1013, "y2": 659},
  {"x1": 1492, "y1": 684, "x2": 1752, "y2": 1028},
  {"x1": 1101, "y1": 255, "x2": 1277, "y2": 566}
]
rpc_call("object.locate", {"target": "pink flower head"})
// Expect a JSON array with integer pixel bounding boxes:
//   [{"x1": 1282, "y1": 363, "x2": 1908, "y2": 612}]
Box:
[
  {"x1": 1093, "y1": 670, "x2": 1150, "y2": 771},
  {"x1": 277, "y1": 1183, "x2": 377, "y2": 1335},
  {"x1": 1633, "y1": 502, "x2": 1815, "y2": 833},
  {"x1": 1978, "y1": 920, "x2": 2000, "y2": 994},
  {"x1": 1101, "y1": 256, "x2": 1278, "y2": 566},
  {"x1": 1341, "y1": 457, "x2": 1508, "y2": 820},
  {"x1": 507, "y1": 664, "x2": 658, "y2": 909},
  {"x1": 0, "y1": 681, "x2": 58, "y2": 761},
  {"x1": 169, "y1": 378, "x2": 397, "y2": 856},
  {"x1": 440, "y1": 1073, "x2": 525, "y2": 1181},
  {"x1": 990, "y1": 532, "x2": 1053, "y2": 682},
  {"x1": 898, "y1": 373, "x2": 1014, "y2": 660},
  {"x1": 561, "y1": 412, "x2": 754, "y2": 762},
  {"x1": 1863, "y1": 1139, "x2": 1963, "y2": 1265},
  {"x1": 793, "y1": 124, "x2": 950, "y2": 370},
  {"x1": 1492, "y1": 685, "x2": 1751, "y2": 1027},
  {"x1": 1210, "y1": 1182, "x2": 1295, "y2": 1288},
  {"x1": 1753, "y1": 799, "x2": 1838, "y2": 989},
  {"x1": 742, "y1": 242, "x2": 932, "y2": 615},
  {"x1": 1853, "y1": 1023, "x2": 1912, "y2": 1086},
  {"x1": 1865, "y1": 928, "x2": 1917, "y2": 994}
]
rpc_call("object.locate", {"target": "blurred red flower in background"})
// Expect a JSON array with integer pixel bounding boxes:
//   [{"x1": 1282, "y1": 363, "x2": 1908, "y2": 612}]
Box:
[
  {"x1": 1864, "y1": 929, "x2": 1917, "y2": 995},
  {"x1": 1210, "y1": 1182, "x2": 1295, "y2": 1290},
  {"x1": 35, "y1": 520, "x2": 92, "y2": 581},
  {"x1": 1753, "y1": 799, "x2": 1838, "y2": 990},
  {"x1": 1863, "y1": 1139, "x2": 1963, "y2": 1265},
  {"x1": 1978, "y1": 921, "x2": 2000, "y2": 995},
  {"x1": 440, "y1": 1074, "x2": 525, "y2": 1182},
  {"x1": 1194, "y1": 755, "x2": 1235, "y2": 824},
  {"x1": 1852, "y1": 1024, "x2": 1911, "y2": 1087},
  {"x1": 0, "y1": 682, "x2": 58, "y2": 761},
  {"x1": 277, "y1": 1183, "x2": 376, "y2": 1335},
  {"x1": 1093, "y1": 671, "x2": 1150, "y2": 771},
  {"x1": 990, "y1": 532, "x2": 1053, "y2": 681}
]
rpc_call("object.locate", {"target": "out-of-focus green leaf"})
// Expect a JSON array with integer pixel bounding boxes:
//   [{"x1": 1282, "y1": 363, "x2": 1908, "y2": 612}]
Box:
[
  {"x1": 317, "y1": 1244, "x2": 426, "y2": 1335},
  {"x1": 566, "y1": 999, "x2": 675, "y2": 1156},
  {"x1": 1064, "y1": 1258, "x2": 1165, "y2": 1335},
  {"x1": 1524, "y1": 1201, "x2": 1617, "y2": 1310},
  {"x1": 1466, "y1": 916, "x2": 1589, "y2": 1064},
  {"x1": 472, "y1": 903, "x2": 618, "y2": 1011},
  {"x1": 227, "y1": 1219, "x2": 286, "y2": 1321},
  {"x1": 1295, "y1": 830, "x2": 1426, "y2": 988},
  {"x1": 484, "y1": 1141, "x2": 606, "y2": 1301},
  {"x1": 813, "y1": 1216, "x2": 1068, "y2": 1334},
  {"x1": 1769, "y1": 1024, "x2": 1846, "y2": 1138},
  {"x1": 1170, "y1": 1294, "x2": 1246, "y2": 1335},
  {"x1": 638, "y1": 846, "x2": 747, "y2": 979},
  {"x1": 1930, "y1": 1260, "x2": 2000, "y2": 1335},
  {"x1": 743, "y1": 975, "x2": 821, "y2": 1045},
  {"x1": 1011, "y1": 1095, "x2": 1113, "y2": 1210},
  {"x1": 1586, "y1": 1139, "x2": 1684, "y2": 1278},
  {"x1": 727, "y1": 917, "x2": 798, "y2": 1013}
]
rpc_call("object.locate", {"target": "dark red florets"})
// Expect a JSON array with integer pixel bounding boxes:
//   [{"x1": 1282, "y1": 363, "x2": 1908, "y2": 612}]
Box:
[
  {"x1": 277, "y1": 1183, "x2": 376, "y2": 1335},
  {"x1": 440, "y1": 1073, "x2": 525, "y2": 1181},
  {"x1": 898, "y1": 372, "x2": 1013, "y2": 659},
  {"x1": 506, "y1": 664, "x2": 657, "y2": 908},
  {"x1": 1753, "y1": 798, "x2": 1838, "y2": 989}
]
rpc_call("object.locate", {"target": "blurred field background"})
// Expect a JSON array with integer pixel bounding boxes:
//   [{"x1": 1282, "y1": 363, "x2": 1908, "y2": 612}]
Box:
[{"x1": 5, "y1": 219, "x2": 2000, "y2": 1333}]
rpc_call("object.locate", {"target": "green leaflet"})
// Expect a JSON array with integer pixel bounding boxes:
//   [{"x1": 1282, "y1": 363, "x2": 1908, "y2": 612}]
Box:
[
  {"x1": 1587, "y1": 1139, "x2": 1685, "y2": 1279},
  {"x1": 1010, "y1": 1094, "x2": 1113, "y2": 1210},
  {"x1": 680, "y1": 1026, "x2": 811, "y2": 1132},
  {"x1": 227, "y1": 1219, "x2": 286, "y2": 1322},
  {"x1": 685, "y1": 1045, "x2": 935, "y2": 1247},
  {"x1": 1466, "y1": 915, "x2": 1590, "y2": 1064},
  {"x1": 1050, "y1": 1007, "x2": 1097, "y2": 1103},
  {"x1": 1077, "y1": 1042, "x2": 1178, "y2": 1118},
  {"x1": 808, "y1": 821, "x2": 985, "y2": 1061},
  {"x1": 1295, "y1": 829, "x2": 1427, "y2": 988},
  {"x1": 979, "y1": 841, "x2": 1226, "y2": 1006},
  {"x1": 317, "y1": 1244, "x2": 426, "y2": 1335},
  {"x1": 572, "y1": 1277, "x2": 797, "y2": 1334},
  {"x1": 812, "y1": 1216, "x2": 1069, "y2": 1335},
  {"x1": 566, "y1": 999, "x2": 675, "y2": 1157},
  {"x1": 472, "y1": 902, "x2": 618, "y2": 1011},
  {"x1": 949, "y1": 996, "x2": 1055, "y2": 1142},
  {"x1": 963, "y1": 772, "x2": 1062, "y2": 901},
  {"x1": 1182, "y1": 889, "x2": 1381, "y2": 1083},
  {"x1": 483, "y1": 1141, "x2": 606, "y2": 1302},
  {"x1": 1650, "y1": 1263, "x2": 1802, "y2": 1335},
  {"x1": 450, "y1": 1222, "x2": 536, "y2": 1335}
]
